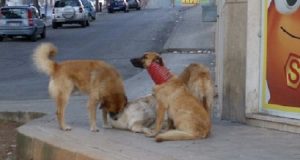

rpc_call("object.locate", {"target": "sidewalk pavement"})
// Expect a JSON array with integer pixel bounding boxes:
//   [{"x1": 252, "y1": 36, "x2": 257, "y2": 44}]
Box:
[
  {"x1": 164, "y1": 4, "x2": 215, "y2": 51},
  {"x1": 1, "y1": 4, "x2": 300, "y2": 160},
  {"x1": 145, "y1": 0, "x2": 172, "y2": 9}
]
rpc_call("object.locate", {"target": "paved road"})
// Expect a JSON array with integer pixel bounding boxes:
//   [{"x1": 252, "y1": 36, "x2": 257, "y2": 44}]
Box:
[{"x1": 0, "y1": 8, "x2": 179, "y2": 100}]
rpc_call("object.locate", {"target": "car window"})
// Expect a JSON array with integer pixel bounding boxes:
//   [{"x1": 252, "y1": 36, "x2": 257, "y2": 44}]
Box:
[
  {"x1": 54, "y1": 0, "x2": 80, "y2": 7},
  {"x1": 81, "y1": 0, "x2": 90, "y2": 7},
  {"x1": 88, "y1": 1, "x2": 95, "y2": 8},
  {"x1": 30, "y1": 8, "x2": 39, "y2": 18},
  {"x1": 0, "y1": 8, "x2": 28, "y2": 19}
]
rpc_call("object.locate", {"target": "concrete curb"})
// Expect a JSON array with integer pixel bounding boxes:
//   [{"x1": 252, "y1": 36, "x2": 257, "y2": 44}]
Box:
[
  {"x1": 16, "y1": 114, "x2": 300, "y2": 160},
  {"x1": 17, "y1": 132, "x2": 96, "y2": 160}
]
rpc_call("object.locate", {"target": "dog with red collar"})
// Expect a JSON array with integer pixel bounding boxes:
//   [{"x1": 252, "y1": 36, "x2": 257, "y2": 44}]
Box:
[{"x1": 130, "y1": 52, "x2": 211, "y2": 142}]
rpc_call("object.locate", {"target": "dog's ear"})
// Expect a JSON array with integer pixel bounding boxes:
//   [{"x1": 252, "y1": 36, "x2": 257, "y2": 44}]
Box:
[
  {"x1": 155, "y1": 56, "x2": 164, "y2": 66},
  {"x1": 99, "y1": 98, "x2": 109, "y2": 110},
  {"x1": 99, "y1": 103, "x2": 104, "y2": 109}
]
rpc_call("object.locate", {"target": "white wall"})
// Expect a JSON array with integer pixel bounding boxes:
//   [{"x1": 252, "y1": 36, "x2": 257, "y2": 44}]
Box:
[{"x1": 245, "y1": 0, "x2": 261, "y2": 114}]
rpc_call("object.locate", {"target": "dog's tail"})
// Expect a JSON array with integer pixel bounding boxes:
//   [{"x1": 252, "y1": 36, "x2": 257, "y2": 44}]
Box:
[
  {"x1": 179, "y1": 63, "x2": 214, "y2": 116},
  {"x1": 32, "y1": 43, "x2": 57, "y2": 76}
]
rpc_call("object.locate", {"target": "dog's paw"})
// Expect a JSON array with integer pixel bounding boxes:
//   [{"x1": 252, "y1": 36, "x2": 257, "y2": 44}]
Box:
[
  {"x1": 61, "y1": 126, "x2": 72, "y2": 131},
  {"x1": 130, "y1": 125, "x2": 144, "y2": 133},
  {"x1": 142, "y1": 127, "x2": 151, "y2": 134},
  {"x1": 155, "y1": 136, "x2": 164, "y2": 143},
  {"x1": 90, "y1": 127, "x2": 100, "y2": 132},
  {"x1": 144, "y1": 129, "x2": 158, "y2": 137},
  {"x1": 102, "y1": 124, "x2": 112, "y2": 129}
]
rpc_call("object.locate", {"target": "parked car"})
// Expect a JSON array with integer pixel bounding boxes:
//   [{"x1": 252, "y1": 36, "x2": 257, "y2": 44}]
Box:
[
  {"x1": 107, "y1": 0, "x2": 129, "y2": 13},
  {"x1": 127, "y1": 0, "x2": 141, "y2": 10},
  {"x1": 0, "y1": 6, "x2": 46, "y2": 41},
  {"x1": 82, "y1": 0, "x2": 96, "y2": 20},
  {"x1": 52, "y1": 0, "x2": 90, "y2": 28}
]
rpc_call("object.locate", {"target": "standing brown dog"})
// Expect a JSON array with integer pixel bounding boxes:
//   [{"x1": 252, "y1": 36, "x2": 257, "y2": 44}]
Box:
[
  {"x1": 32, "y1": 43, "x2": 127, "y2": 132},
  {"x1": 130, "y1": 52, "x2": 211, "y2": 142}
]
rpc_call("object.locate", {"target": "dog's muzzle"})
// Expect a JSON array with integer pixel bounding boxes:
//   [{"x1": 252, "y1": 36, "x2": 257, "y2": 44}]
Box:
[
  {"x1": 109, "y1": 112, "x2": 118, "y2": 120},
  {"x1": 130, "y1": 58, "x2": 144, "y2": 68}
]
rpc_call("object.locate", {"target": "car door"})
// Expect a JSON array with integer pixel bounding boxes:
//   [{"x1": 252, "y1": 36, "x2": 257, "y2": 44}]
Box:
[{"x1": 32, "y1": 8, "x2": 44, "y2": 33}]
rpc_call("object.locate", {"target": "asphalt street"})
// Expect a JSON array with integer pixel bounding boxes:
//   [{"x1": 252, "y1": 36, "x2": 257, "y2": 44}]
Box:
[{"x1": 0, "y1": 8, "x2": 179, "y2": 100}]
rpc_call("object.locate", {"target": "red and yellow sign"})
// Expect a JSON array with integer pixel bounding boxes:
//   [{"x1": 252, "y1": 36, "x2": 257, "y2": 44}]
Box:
[
  {"x1": 261, "y1": 0, "x2": 300, "y2": 117},
  {"x1": 285, "y1": 53, "x2": 300, "y2": 89}
]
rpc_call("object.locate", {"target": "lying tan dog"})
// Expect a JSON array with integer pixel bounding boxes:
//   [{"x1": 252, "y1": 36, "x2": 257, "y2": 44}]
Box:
[
  {"x1": 130, "y1": 52, "x2": 211, "y2": 142},
  {"x1": 110, "y1": 95, "x2": 157, "y2": 133},
  {"x1": 32, "y1": 43, "x2": 127, "y2": 132}
]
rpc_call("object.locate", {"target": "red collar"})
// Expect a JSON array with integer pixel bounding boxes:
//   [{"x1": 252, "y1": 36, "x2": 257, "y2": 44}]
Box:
[{"x1": 147, "y1": 62, "x2": 173, "y2": 85}]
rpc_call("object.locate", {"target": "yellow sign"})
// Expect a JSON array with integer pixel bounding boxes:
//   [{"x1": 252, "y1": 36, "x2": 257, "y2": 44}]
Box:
[{"x1": 181, "y1": 0, "x2": 200, "y2": 4}]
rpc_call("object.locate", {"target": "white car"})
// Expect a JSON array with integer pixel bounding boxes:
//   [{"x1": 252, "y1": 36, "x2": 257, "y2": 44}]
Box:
[{"x1": 52, "y1": 0, "x2": 90, "y2": 28}]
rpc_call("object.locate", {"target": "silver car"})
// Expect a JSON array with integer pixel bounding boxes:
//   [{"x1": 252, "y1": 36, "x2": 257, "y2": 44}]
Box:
[
  {"x1": 52, "y1": 0, "x2": 90, "y2": 28},
  {"x1": 0, "y1": 6, "x2": 46, "y2": 41}
]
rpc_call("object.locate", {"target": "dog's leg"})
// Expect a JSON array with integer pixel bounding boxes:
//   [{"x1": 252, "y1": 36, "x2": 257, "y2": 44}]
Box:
[
  {"x1": 54, "y1": 92, "x2": 71, "y2": 131},
  {"x1": 102, "y1": 109, "x2": 112, "y2": 129},
  {"x1": 49, "y1": 79, "x2": 73, "y2": 131},
  {"x1": 168, "y1": 118, "x2": 175, "y2": 129},
  {"x1": 155, "y1": 130, "x2": 197, "y2": 142},
  {"x1": 87, "y1": 97, "x2": 99, "y2": 132},
  {"x1": 145, "y1": 101, "x2": 166, "y2": 137}
]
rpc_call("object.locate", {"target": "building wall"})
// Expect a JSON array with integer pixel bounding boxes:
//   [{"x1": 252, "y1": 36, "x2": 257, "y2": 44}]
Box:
[
  {"x1": 216, "y1": 0, "x2": 247, "y2": 122},
  {"x1": 217, "y1": 0, "x2": 300, "y2": 133},
  {"x1": 245, "y1": 0, "x2": 261, "y2": 114},
  {"x1": 215, "y1": 0, "x2": 225, "y2": 120}
]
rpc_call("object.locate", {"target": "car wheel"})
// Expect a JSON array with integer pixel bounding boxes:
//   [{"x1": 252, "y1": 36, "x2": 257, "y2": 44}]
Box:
[
  {"x1": 88, "y1": 14, "x2": 92, "y2": 22},
  {"x1": 124, "y1": 8, "x2": 129, "y2": 13},
  {"x1": 52, "y1": 22, "x2": 58, "y2": 29},
  {"x1": 108, "y1": 9, "x2": 114, "y2": 13},
  {"x1": 0, "y1": 36, "x2": 3, "y2": 41},
  {"x1": 41, "y1": 27, "x2": 46, "y2": 39},
  {"x1": 29, "y1": 32, "x2": 37, "y2": 42},
  {"x1": 81, "y1": 21, "x2": 86, "y2": 27},
  {"x1": 62, "y1": 6, "x2": 75, "y2": 19},
  {"x1": 137, "y1": 7, "x2": 141, "y2": 10}
]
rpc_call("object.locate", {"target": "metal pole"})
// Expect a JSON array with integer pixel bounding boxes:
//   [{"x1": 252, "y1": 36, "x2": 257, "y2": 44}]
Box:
[
  {"x1": 96, "y1": 0, "x2": 99, "y2": 12},
  {"x1": 99, "y1": 2, "x2": 102, "y2": 12},
  {"x1": 45, "y1": 0, "x2": 48, "y2": 18}
]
